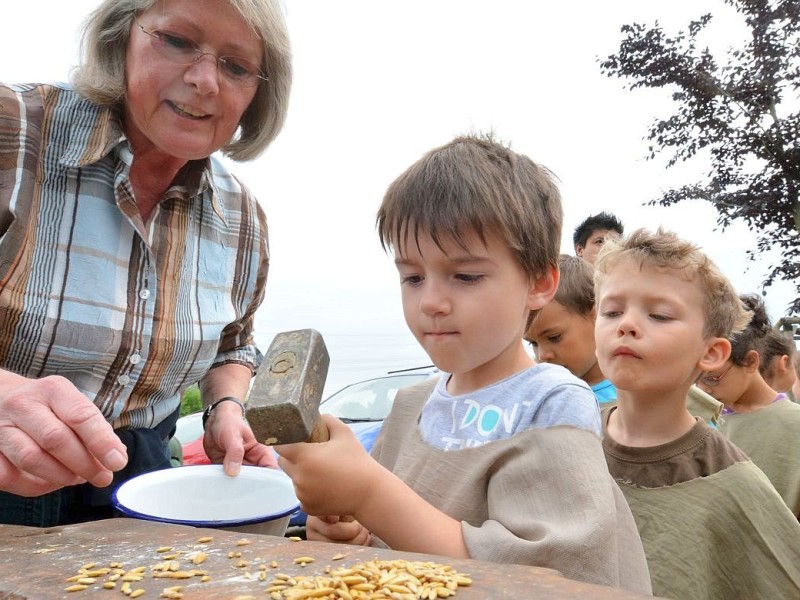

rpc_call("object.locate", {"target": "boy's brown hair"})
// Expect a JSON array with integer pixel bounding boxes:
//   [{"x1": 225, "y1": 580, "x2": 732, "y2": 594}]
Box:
[
  {"x1": 593, "y1": 228, "x2": 750, "y2": 339},
  {"x1": 549, "y1": 254, "x2": 595, "y2": 316},
  {"x1": 376, "y1": 134, "x2": 563, "y2": 281}
]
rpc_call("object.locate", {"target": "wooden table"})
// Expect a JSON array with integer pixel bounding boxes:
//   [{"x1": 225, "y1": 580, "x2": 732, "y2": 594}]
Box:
[{"x1": 0, "y1": 519, "x2": 651, "y2": 599}]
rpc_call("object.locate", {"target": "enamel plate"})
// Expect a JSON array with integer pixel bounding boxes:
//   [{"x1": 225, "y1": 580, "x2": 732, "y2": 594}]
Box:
[{"x1": 112, "y1": 464, "x2": 300, "y2": 528}]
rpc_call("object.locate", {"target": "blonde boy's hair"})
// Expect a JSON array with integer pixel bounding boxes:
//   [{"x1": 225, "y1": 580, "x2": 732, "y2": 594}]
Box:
[
  {"x1": 593, "y1": 228, "x2": 750, "y2": 339},
  {"x1": 376, "y1": 134, "x2": 563, "y2": 281}
]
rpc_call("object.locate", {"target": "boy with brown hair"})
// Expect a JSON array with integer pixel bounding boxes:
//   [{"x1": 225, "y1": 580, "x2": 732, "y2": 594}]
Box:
[
  {"x1": 276, "y1": 134, "x2": 651, "y2": 593},
  {"x1": 525, "y1": 254, "x2": 615, "y2": 405},
  {"x1": 594, "y1": 228, "x2": 800, "y2": 598}
]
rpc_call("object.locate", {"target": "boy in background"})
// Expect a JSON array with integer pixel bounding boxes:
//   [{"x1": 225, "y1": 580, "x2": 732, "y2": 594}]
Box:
[
  {"x1": 277, "y1": 135, "x2": 651, "y2": 593},
  {"x1": 594, "y1": 228, "x2": 800, "y2": 598},
  {"x1": 572, "y1": 211, "x2": 623, "y2": 264},
  {"x1": 525, "y1": 254, "x2": 616, "y2": 406}
]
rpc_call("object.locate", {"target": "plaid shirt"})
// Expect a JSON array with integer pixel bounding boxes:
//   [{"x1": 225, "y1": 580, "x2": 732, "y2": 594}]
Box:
[{"x1": 0, "y1": 83, "x2": 268, "y2": 429}]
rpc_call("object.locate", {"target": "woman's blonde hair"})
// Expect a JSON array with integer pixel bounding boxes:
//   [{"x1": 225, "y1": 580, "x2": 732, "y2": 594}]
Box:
[{"x1": 71, "y1": 0, "x2": 292, "y2": 161}]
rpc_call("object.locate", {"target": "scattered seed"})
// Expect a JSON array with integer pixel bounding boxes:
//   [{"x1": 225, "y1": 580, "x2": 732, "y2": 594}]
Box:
[
  {"x1": 84, "y1": 568, "x2": 111, "y2": 577},
  {"x1": 156, "y1": 546, "x2": 173, "y2": 553},
  {"x1": 64, "y1": 584, "x2": 88, "y2": 592},
  {"x1": 196, "y1": 536, "x2": 214, "y2": 543},
  {"x1": 235, "y1": 538, "x2": 251, "y2": 546},
  {"x1": 191, "y1": 552, "x2": 208, "y2": 565},
  {"x1": 130, "y1": 589, "x2": 145, "y2": 598},
  {"x1": 331, "y1": 553, "x2": 346, "y2": 561}
]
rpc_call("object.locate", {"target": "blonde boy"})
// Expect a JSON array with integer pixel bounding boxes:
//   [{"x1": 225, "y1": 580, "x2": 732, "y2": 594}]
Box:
[
  {"x1": 594, "y1": 228, "x2": 800, "y2": 598},
  {"x1": 276, "y1": 135, "x2": 651, "y2": 593}
]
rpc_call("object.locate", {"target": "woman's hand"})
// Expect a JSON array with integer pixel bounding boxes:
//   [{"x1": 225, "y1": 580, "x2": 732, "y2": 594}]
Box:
[
  {"x1": 0, "y1": 372, "x2": 128, "y2": 497},
  {"x1": 199, "y1": 364, "x2": 278, "y2": 474},
  {"x1": 306, "y1": 515, "x2": 371, "y2": 545},
  {"x1": 202, "y1": 402, "x2": 278, "y2": 474}
]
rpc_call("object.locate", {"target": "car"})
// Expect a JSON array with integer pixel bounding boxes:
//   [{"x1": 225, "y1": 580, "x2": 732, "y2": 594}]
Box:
[
  {"x1": 318, "y1": 368, "x2": 438, "y2": 451},
  {"x1": 173, "y1": 411, "x2": 209, "y2": 466},
  {"x1": 172, "y1": 367, "x2": 439, "y2": 528}
]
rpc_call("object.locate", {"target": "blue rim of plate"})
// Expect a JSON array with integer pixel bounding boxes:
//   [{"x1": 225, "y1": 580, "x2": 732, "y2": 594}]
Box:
[{"x1": 111, "y1": 465, "x2": 300, "y2": 528}]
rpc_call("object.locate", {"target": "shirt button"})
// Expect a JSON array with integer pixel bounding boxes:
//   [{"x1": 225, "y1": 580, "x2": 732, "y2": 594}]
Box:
[
  {"x1": 139, "y1": 289, "x2": 150, "y2": 300},
  {"x1": 117, "y1": 374, "x2": 130, "y2": 386},
  {"x1": 129, "y1": 354, "x2": 141, "y2": 365}
]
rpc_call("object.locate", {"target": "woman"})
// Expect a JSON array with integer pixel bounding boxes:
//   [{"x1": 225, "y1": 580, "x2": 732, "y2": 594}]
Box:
[
  {"x1": 0, "y1": 0, "x2": 291, "y2": 525},
  {"x1": 697, "y1": 294, "x2": 800, "y2": 518}
]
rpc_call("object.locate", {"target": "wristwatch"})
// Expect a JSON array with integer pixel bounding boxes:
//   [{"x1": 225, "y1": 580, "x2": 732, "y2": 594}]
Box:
[{"x1": 202, "y1": 396, "x2": 246, "y2": 430}]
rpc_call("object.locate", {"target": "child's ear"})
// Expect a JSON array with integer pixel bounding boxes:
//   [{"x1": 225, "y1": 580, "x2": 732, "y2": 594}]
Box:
[
  {"x1": 742, "y1": 349, "x2": 761, "y2": 373},
  {"x1": 697, "y1": 337, "x2": 731, "y2": 373},
  {"x1": 528, "y1": 265, "x2": 559, "y2": 311}
]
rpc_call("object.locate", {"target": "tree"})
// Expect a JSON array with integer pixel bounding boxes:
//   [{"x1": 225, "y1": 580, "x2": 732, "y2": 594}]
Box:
[{"x1": 600, "y1": 0, "x2": 800, "y2": 313}]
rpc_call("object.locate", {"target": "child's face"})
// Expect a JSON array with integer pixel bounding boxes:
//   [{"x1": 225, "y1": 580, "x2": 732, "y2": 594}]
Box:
[
  {"x1": 525, "y1": 301, "x2": 604, "y2": 385},
  {"x1": 577, "y1": 228, "x2": 617, "y2": 264},
  {"x1": 394, "y1": 228, "x2": 556, "y2": 392},
  {"x1": 594, "y1": 258, "x2": 724, "y2": 397}
]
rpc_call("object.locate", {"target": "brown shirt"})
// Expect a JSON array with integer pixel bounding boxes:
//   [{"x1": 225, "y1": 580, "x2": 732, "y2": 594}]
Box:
[{"x1": 602, "y1": 407, "x2": 749, "y2": 487}]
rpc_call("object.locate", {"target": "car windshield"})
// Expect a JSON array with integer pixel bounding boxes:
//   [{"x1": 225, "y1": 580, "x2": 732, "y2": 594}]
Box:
[{"x1": 320, "y1": 374, "x2": 430, "y2": 421}]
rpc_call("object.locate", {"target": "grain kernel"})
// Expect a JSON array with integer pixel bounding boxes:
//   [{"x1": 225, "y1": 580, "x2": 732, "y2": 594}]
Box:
[
  {"x1": 196, "y1": 536, "x2": 214, "y2": 543},
  {"x1": 130, "y1": 589, "x2": 145, "y2": 598},
  {"x1": 64, "y1": 584, "x2": 88, "y2": 592}
]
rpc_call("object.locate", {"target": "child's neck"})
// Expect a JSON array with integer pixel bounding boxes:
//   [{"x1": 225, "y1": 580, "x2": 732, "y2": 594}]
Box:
[
  {"x1": 608, "y1": 388, "x2": 697, "y2": 447},
  {"x1": 582, "y1": 361, "x2": 606, "y2": 387},
  {"x1": 447, "y1": 351, "x2": 535, "y2": 396},
  {"x1": 726, "y1": 376, "x2": 780, "y2": 414}
]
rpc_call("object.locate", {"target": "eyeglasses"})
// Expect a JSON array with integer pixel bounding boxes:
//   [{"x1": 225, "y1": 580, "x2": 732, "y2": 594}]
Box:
[
  {"x1": 697, "y1": 363, "x2": 734, "y2": 388},
  {"x1": 135, "y1": 20, "x2": 267, "y2": 88}
]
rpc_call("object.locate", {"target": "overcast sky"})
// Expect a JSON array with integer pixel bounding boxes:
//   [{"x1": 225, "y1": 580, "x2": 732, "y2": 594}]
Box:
[{"x1": 4, "y1": 1, "x2": 795, "y2": 393}]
